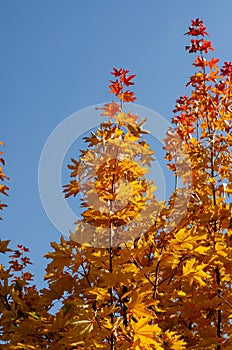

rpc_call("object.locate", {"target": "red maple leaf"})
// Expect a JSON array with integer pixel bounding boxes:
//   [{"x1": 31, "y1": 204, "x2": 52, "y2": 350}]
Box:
[
  {"x1": 185, "y1": 19, "x2": 209, "y2": 37},
  {"x1": 17, "y1": 244, "x2": 30, "y2": 252},
  {"x1": 186, "y1": 39, "x2": 202, "y2": 53},
  {"x1": 191, "y1": 18, "x2": 203, "y2": 27},
  {"x1": 121, "y1": 68, "x2": 129, "y2": 75},
  {"x1": 111, "y1": 68, "x2": 123, "y2": 77},
  {"x1": 199, "y1": 40, "x2": 214, "y2": 54},
  {"x1": 21, "y1": 256, "x2": 32, "y2": 266},
  {"x1": 221, "y1": 61, "x2": 232, "y2": 77},
  {"x1": 120, "y1": 73, "x2": 136, "y2": 86},
  {"x1": 10, "y1": 250, "x2": 21, "y2": 259},
  {"x1": 9, "y1": 260, "x2": 23, "y2": 271},
  {"x1": 109, "y1": 80, "x2": 123, "y2": 95},
  {"x1": 193, "y1": 56, "x2": 207, "y2": 68}
]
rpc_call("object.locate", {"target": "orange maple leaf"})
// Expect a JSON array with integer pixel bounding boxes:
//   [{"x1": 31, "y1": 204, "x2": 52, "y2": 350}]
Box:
[
  {"x1": 63, "y1": 180, "x2": 79, "y2": 198},
  {"x1": 96, "y1": 101, "x2": 121, "y2": 117},
  {"x1": 119, "y1": 90, "x2": 137, "y2": 102}
]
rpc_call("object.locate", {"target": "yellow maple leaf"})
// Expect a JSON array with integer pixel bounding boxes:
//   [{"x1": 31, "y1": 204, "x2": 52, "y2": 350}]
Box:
[
  {"x1": 182, "y1": 258, "x2": 209, "y2": 286},
  {"x1": 163, "y1": 330, "x2": 186, "y2": 349},
  {"x1": 170, "y1": 228, "x2": 207, "y2": 250},
  {"x1": 73, "y1": 319, "x2": 94, "y2": 335},
  {"x1": 88, "y1": 287, "x2": 110, "y2": 301},
  {"x1": 132, "y1": 318, "x2": 163, "y2": 350},
  {"x1": 194, "y1": 245, "x2": 210, "y2": 255},
  {"x1": 125, "y1": 292, "x2": 156, "y2": 320},
  {"x1": 215, "y1": 241, "x2": 227, "y2": 257}
]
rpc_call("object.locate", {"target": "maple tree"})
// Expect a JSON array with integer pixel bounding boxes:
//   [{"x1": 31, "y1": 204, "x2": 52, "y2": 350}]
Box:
[{"x1": 0, "y1": 18, "x2": 232, "y2": 349}]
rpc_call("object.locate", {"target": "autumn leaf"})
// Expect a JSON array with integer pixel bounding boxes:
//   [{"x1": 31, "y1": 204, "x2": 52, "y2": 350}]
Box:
[
  {"x1": 163, "y1": 330, "x2": 186, "y2": 350},
  {"x1": 96, "y1": 101, "x2": 121, "y2": 117},
  {"x1": 119, "y1": 90, "x2": 137, "y2": 102},
  {"x1": 88, "y1": 287, "x2": 110, "y2": 301},
  {"x1": 170, "y1": 227, "x2": 207, "y2": 250},
  {"x1": 73, "y1": 319, "x2": 94, "y2": 335},
  {"x1": 109, "y1": 79, "x2": 123, "y2": 96},
  {"x1": 182, "y1": 258, "x2": 209, "y2": 286},
  {"x1": 84, "y1": 131, "x2": 101, "y2": 147},
  {"x1": 131, "y1": 318, "x2": 163, "y2": 350},
  {"x1": 125, "y1": 292, "x2": 155, "y2": 320},
  {"x1": 67, "y1": 158, "x2": 80, "y2": 178},
  {"x1": 0, "y1": 239, "x2": 12, "y2": 254},
  {"x1": 120, "y1": 73, "x2": 136, "y2": 86},
  {"x1": 0, "y1": 184, "x2": 9, "y2": 196},
  {"x1": 111, "y1": 67, "x2": 124, "y2": 77},
  {"x1": 208, "y1": 57, "x2": 219, "y2": 70},
  {"x1": 63, "y1": 180, "x2": 79, "y2": 198}
]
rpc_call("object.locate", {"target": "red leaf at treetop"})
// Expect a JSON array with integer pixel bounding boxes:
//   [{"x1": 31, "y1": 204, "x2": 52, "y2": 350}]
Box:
[
  {"x1": 109, "y1": 80, "x2": 123, "y2": 96},
  {"x1": 111, "y1": 68, "x2": 123, "y2": 77},
  {"x1": 120, "y1": 73, "x2": 136, "y2": 86}
]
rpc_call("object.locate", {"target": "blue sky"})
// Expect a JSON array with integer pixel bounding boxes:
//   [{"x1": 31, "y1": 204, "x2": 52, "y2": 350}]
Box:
[{"x1": 1, "y1": 1, "x2": 232, "y2": 288}]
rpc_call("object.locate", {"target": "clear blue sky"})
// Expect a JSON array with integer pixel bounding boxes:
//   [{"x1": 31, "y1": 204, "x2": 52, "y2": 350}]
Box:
[{"x1": 1, "y1": 1, "x2": 232, "y2": 288}]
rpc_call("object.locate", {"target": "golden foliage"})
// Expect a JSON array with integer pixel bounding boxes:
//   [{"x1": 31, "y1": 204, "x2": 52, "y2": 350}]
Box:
[{"x1": 1, "y1": 19, "x2": 232, "y2": 350}]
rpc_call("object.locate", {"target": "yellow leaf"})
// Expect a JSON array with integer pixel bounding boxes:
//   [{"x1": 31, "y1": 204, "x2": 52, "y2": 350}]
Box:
[
  {"x1": 170, "y1": 228, "x2": 207, "y2": 250},
  {"x1": 174, "y1": 290, "x2": 186, "y2": 298},
  {"x1": 74, "y1": 319, "x2": 94, "y2": 335},
  {"x1": 163, "y1": 330, "x2": 187, "y2": 350},
  {"x1": 102, "y1": 317, "x2": 113, "y2": 330},
  {"x1": 182, "y1": 258, "x2": 208, "y2": 286},
  {"x1": 215, "y1": 241, "x2": 227, "y2": 257},
  {"x1": 88, "y1": 287, "x2": 110, "y2": 301},
  {"x1": 132, "y1": 318, "x2": 163, "y2": 350},
  {"x1": 194, "y1": 245, "x2": 210, "y2": 255},
  {"x1": 125, "y1": 292, "x2": 156, "y2": 320}
]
